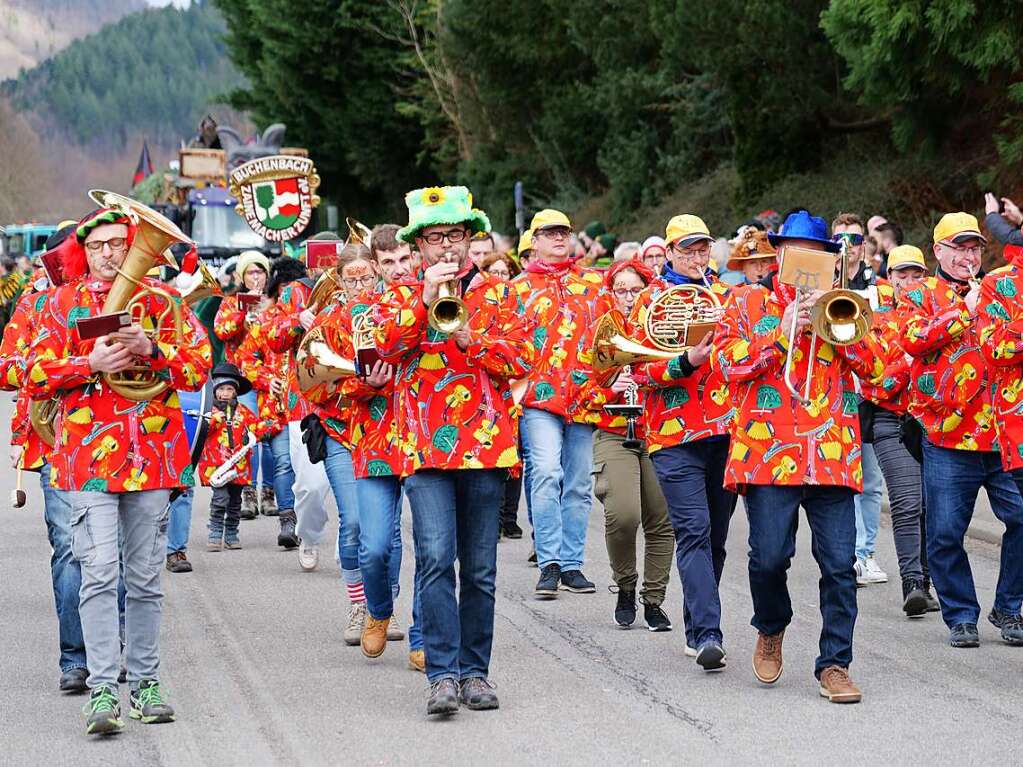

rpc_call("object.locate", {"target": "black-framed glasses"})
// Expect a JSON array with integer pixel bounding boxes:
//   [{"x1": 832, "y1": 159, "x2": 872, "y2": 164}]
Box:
[
  {"x1": 85, "y1": 237, "x2": 127, "y2": 254},
  {"x1": 342, "y1": 275, "x2": 377, "y2": 289},
  {"x1": 420, "y1": 228, "x2": 469, "y2": 245},
  {"x1": 536, "y1": 226, "x2": 571, "y2": 240},
  {"x1": 833, "y1": 232, "x2": 864, "y2": 245}
]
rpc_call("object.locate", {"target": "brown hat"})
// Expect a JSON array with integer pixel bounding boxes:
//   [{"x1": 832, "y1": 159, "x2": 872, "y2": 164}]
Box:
[{"x1": 727, "y1": 229, "x2": 776, "y2": 272}]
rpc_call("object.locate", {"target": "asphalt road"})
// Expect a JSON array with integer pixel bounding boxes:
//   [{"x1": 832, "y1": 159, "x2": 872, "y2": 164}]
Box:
[{"x1": 2, "y1": 405, "x2": 1021, "y2": 765}]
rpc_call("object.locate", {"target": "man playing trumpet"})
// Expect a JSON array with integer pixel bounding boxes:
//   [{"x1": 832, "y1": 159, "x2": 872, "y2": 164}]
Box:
[
  {"x1": 26, "y1": 204, "x2": 211, "y2": 735},
  {"x1": 714, "y1": 210, "x2": 885, "y2": 703}
]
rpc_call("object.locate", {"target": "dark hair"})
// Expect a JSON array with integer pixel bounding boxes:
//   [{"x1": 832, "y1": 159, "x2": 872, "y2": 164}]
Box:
[
  {"x1": 45, "y1": 224, "x2": 76, "y2": 252},
  {"x1": 875, "y1": 222, "x2": 904, "y2": 246},
  {"x1": 369, "y1": 224, "x2": 402, "y2": 260},
  {"x1": 267, "y1": 256, "x2": 308, "y2": 299}
]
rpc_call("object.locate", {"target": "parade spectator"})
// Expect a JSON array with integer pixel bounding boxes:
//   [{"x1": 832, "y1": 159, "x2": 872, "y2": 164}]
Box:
[{"x1": 983, "y1": 193, "x2": 1023, "y2": 246}]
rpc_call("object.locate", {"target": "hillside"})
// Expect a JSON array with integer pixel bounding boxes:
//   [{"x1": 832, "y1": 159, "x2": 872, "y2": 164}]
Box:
[
  {"x1": 3, "y1": 1, "x2": 241, "y2": 149},
  {"x1": 0, "y1": 0, "x2": 146, "y2": 79}
]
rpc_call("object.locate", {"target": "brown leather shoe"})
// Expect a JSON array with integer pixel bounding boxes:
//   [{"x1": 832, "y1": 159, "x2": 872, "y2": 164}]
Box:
[
  {"x1": 361, "y1": 615, "x2": 389, "y2": 658},
  {"x1": 408, "y1": 649, "x2": 425, "y2": 673},
  {"x1": 818, "y1": 666, "x2": 862, "y2": 703},
  {"x1": 752, "y1": 630, "x2": 784, "y2": 684}
]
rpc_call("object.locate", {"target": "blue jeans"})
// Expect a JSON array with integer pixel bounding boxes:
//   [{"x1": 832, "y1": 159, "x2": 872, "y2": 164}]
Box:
[
  {"x1": 322, "y1": 437, "x2": 361, "y2": 581},
  {"x1": 854, "y1": 442, "x2": 883, "y2": 560},
  {"x1": 166, "y1": 487, "x2": 193, "y2": 554},
  {"x1": 356, "y1": 476, "x2": 404, "y2": 616},
  {"x1": 745, "y1": 484, "x2": 858, "y2": 676},
  {"x1": 404, "y1": 469, "x2": 503, "y2": 683},
  {"x1": 240, "y1": 391, "x2": 272, "y2": 489},
  {"x1": 520, "y1": 408, "x2": 593, "y2": 569},
  {"x1": 41, "y1": 463, "x2": 86, "y2": 673},
  {"x1": 651, "y1": 437, "x2": 736, "y2": 648},
  {"x1": 922, "y1": 439, "x2": 1023, "y2": 627},
  {"x1": 269, "y1": 425, "x2": 295, "y2": 511}
]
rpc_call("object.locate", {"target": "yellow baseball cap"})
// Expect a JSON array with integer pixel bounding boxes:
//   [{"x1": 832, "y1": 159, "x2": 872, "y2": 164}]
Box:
[
  {"x1": 517, "y1": 229, "x2": 533, "y2": 254},
  {"x1": 665, "y1": 214, "x2": 713, "y2": 247},
  {"x1": 530, "y1": 209, "x2": 572, "y2": 231},
  {"x1": 887, "y1": 244, "x2": 927, "y2": 272},
  {"x1": 933, "y1": 212, "x2": 986, "y2": 245}
]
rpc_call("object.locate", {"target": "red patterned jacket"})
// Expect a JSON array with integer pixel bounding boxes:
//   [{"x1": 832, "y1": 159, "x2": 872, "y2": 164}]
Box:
[
  {"x1": 0, "y1": 284, "x2": 50, "y2": 470},
  {"x1": 712, "y1": 276, "x2": 885, "y2": 492},
  {"x1": 264, "y1": 280, "x2": 315, "y2": 423},
  {"x1": 374, "y1": 272, "x2": 533, "y2": 476}
]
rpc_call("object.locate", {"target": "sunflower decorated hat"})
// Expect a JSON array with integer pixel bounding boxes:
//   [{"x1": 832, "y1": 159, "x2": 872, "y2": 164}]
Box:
[{"x1": 397, "y1": 185, "x2": 491, "y2": 244}]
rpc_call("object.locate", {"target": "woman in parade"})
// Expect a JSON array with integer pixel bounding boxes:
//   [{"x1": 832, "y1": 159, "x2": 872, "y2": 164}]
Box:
[{"x1": 583, "y1": 258, "x2": 674, "y2": 630}]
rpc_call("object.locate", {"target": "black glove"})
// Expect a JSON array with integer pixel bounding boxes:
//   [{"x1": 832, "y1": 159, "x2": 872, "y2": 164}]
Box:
[{"x1": 301, "y1": 413, "x2": 327, "y2": 464}]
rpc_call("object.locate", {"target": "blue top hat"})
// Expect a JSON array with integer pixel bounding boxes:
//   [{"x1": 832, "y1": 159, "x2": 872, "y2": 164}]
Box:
[{"x1": 767, "y1": 211, "x2": 841, "y2": 253}]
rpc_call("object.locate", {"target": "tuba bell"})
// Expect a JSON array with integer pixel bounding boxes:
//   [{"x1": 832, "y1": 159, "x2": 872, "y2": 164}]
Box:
[
  {"x1": 295, "y1": 326, "x2": 357, "y2": 394},
  {"x1": 29, "y1": 397, "x2": 60, "y2": 446},
  {"x1": 88, "y1": 189, "x2": 191, "y2": 402}
]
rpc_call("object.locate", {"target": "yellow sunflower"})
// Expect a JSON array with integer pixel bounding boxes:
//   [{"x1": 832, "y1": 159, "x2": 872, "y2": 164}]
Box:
[{"x1": 422, "y1": 187, "x2": 446, "y2": 205}]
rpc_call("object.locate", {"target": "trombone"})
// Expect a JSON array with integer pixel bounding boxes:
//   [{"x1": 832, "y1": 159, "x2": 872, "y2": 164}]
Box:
[{"x1": 781, "y1": 239, "x2": 873, "y2": 404}]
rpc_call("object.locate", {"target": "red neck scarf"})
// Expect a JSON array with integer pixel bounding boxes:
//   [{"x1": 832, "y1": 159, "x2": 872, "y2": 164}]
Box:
[{"x1": 524, "y1": 257, "x2": 576, "y2": 277}]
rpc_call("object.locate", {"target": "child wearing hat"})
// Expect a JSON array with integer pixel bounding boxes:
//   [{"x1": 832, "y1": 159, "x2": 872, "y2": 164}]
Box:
[{"x1": 199, "y1": 363, "x2": 266, "y2": 550}]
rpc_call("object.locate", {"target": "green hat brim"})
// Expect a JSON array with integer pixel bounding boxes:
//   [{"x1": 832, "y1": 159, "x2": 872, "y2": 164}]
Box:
[{"x1": 397, "y1": 208, "x2": 490, "y2": 244}]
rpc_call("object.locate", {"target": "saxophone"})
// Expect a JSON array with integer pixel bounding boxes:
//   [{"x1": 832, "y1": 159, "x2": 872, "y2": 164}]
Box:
[{"x1": 209, "y1": 428, "x2": 257, "y2": 488}]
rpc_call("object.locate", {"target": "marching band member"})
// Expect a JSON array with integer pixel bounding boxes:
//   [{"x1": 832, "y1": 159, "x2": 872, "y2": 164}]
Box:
[
  {"x1": 0, "y1": 224, "x2": 89, "y2": 693},
  {"x1": 214, "y1": 250, "x2": 275, "y2": 518},
  {"x1": 511, "y1": 209, "x2": 611, "y2": 599},
  {"x1": 374, "y1": 186, "x2": 532, "y2": 715},
  {"x1": 583, "y1": 259, "x2": 674, "y2": 631},
  {"x1": 264, "y1": 256, "x2": 327, "y2": 556},
  {"x1": 198, "y1": 363, "x2": 267, "y2": 551},
  {"x1": 856, "y1": 245, "x2": 938, "y2": 616},
  {"x1": 906, "y1": 213, "x2": 1023, "y2": 648},
  {"x1": 714, "y1": 210, "x2": 885, "y2": 703},
  {"x1": 628, "y1": 215, "x2": 735, "y2": 666},
  {"x1": 26, "y1": 206, "x2": 211, "y2": 734}
]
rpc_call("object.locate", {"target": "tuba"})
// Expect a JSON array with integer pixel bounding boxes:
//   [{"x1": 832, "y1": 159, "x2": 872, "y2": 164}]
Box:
[
  {"x1": 88, "y1": 189, "x2": 191, "y2": 401},
  {"x1": 29, "y1": 397, "x2": 60, "y2": 447},
  {"x1": 427, "y1": 251, "x2": 469, "y2": 334},
  {"x1": 295, "y1": 326, "x2": 357, "y2": 394},
  {"x1": 179, "y1": 259, "x2": 223, "y2": 306}
]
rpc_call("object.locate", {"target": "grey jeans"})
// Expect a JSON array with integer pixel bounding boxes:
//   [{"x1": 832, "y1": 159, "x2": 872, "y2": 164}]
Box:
[{"x1": 69, "y1": 489, "x2": 171, "y2": 689}]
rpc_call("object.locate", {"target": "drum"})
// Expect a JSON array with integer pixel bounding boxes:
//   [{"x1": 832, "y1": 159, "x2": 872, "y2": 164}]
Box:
[{"x1": 178, "y1": 379, "x2": 214, "y2": 466}]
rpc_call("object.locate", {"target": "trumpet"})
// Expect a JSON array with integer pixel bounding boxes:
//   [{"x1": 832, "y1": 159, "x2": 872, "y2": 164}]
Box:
[
  {"x1": 427, "y1": 251, "x2": 468, "y2": 334},
  {"x1": 209, "y1": 430, "x2": 257, "y2": 488}
]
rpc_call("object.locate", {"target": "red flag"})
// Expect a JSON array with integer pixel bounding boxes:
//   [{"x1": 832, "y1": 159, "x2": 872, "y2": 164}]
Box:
[{"x1": 132, "y1": 140, "x2": 154, "y2": 187}]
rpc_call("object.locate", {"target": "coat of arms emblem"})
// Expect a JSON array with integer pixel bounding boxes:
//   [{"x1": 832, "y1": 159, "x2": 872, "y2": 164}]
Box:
[{"x1": 228, "y1": 155, "x2": 321, "y2": 241}]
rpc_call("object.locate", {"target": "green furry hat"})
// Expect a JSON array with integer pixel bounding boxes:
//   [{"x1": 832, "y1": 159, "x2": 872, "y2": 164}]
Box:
[{"x1": 397, "y1": 185, "x2": 491, "y2": 244}]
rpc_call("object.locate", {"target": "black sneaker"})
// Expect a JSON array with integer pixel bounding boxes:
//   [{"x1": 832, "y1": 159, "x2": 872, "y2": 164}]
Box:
[
  {"x1": 949, "y1": 623, "x2": 980, "y2": 648},
  {"x1": 901, "y1": 578, "x2": 928, "y2": 618},
  {"x1": 501, "y1": 522, "x2": 523, "y2": 539},
  {"x1": 988, "y1": 609, "x2": 1023, "y2": 646},
  {"x1": 535, "y1": 563, "x2": 560, "y2": 599},
  {"x1": 459, "y1": 677, "x2": 499, "y2": 710},
  {"x1": 614, "y1": 589, "x2": 636, "y2": 628},
  {"x1": 696, "y1": 640, "x2": 727, "y2": 671},
  {"x1": 643, "y1": 602, "x2": 673, "y2": 632},
  {"x1": 527, "y1": 548, "x2": 537, "y2": 566},
  {"x1": 60, "y1": 667, "x2": 89, "y2": 694},
  {"x1": 922, "y1": 579, "x2": 941, "y2": 612},
  {"x1": 128, "y1": 680, "x2": 175, "y2": 724},
  {"x1": 559, "y1": 570, "x2": 595, "y2": 593},
  {"x1": 426, "y1": 678, "x2": 460, "y2": 716},
  {"x1": 84, "y1": 686, "x2": 124, "y2": 736}
]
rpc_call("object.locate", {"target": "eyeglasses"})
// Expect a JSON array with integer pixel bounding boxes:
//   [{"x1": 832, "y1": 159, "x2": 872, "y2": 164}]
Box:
[
  {"x1": 342, "y1": 275, "x2": 377, "y2": 289},
  {"x1": 84, "y1": 237, "x2": 127, "y2": 254},
  {"x1": 612, "y1": 287, "x2": 646, "y2": 298},
  {"x1": 672, "y1": 244, "x2": 710, "y2": 258},
  {"x1": 941, "y1": 241, "x2": 983, "y2": 256},
  {"x1": 536, "y1": 227, "x2": 571, "y2": 240},
  {"x1": 833, "y1": 232, "x2": 864, "y2": 245},
  {"x1": 642, "y1": 250, "x2": 666, "y2": 261},
  {"x1": 420, "y1": 228, "x2": 469, "y2": 245}
]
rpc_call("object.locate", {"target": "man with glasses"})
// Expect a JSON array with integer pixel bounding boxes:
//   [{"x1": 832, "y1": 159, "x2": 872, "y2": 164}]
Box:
[
  {"x1": 374, "y1": 186, "x2": 532, "y2": 715},
  {"x1": 901, "y1": 212, "x2": 1023, "y2": 648},
  {"x1": 832, "y1": 213, "x2": 886, "y2": 588},
  {"x1": 512, "y1": 209, "x2": 611, "y2": 599},
  {"x1": 26, "y1": 206, "x2": 212, "y2": 734},
  {"x1": 627, "y1": 215, "x2": 736, "y2": 668}
]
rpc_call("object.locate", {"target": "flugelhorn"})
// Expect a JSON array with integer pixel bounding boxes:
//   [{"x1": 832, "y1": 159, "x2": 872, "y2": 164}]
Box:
[
  {"x1": 427, "y1": 250, "x2": 468, "y2": 334},
  {"x1": 88, "y1": 189, "x2": 191, "y2": 402}
]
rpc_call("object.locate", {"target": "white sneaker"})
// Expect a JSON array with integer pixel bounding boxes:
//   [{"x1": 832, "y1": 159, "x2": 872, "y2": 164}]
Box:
[
  {"x1": 863, "y1": 555, "x2": 888, "y2": 584},
  {"x1": 298, "y1": 543, "x2": 319, "y2": 572},
  {"x1": 854, "y1": 558, "x2": 869, "y2": 586},
  {"x1": 386, "y1": 615, "x2": 405, "y2": 641},
  {"x1": 684, "y1": 644, "x2": 697, "y2": 658},
  {"x1": 343, "y1": 602, "x2": 367, "y2": 646}
]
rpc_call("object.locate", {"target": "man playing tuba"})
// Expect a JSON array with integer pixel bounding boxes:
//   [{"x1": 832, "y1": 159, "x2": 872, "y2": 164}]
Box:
[{"x1": 25, "y1": 205, "x2": 211, "y2": 736}]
